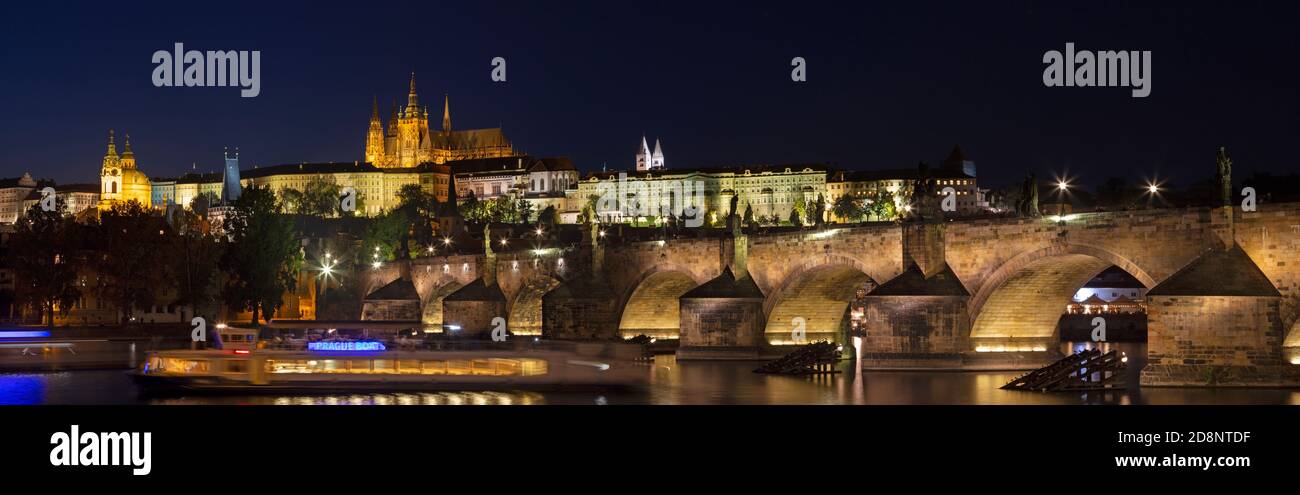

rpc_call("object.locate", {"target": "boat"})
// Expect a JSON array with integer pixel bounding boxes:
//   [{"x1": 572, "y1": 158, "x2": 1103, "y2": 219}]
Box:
[{"x1": 131, "y1": 336, "x2": 647, "y2": 394}]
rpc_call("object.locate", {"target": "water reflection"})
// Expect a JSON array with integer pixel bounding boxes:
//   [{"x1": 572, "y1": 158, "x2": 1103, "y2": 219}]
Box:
[{"x1": 3, "y1": 347, "x2": 1299, "y2": 405}]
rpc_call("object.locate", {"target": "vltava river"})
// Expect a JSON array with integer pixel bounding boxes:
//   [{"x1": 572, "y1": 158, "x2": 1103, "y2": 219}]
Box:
[{"x1": 3, "y1": 346, "x2": 1298, "y2": 405}]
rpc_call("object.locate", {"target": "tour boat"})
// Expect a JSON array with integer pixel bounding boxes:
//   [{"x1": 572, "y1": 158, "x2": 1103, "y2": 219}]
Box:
[{"x1": 131, "y1": 339, "x2": 647, "y2": 393}]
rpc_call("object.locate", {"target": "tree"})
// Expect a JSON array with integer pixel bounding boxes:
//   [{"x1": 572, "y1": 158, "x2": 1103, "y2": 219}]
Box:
[
  {"x1": 396, "y1": 184, "x2": 439, "y2": 247},
  {"x1": 832, "y1": 194, "x2": 863, "y2": 223},
  {"x1": 790, "y1": 199, "x2": 806, "y2": 226},
  {"x1": 810, "y1": 194, "x2": 826, "y2": 226},
  {"x1": 9, "y1": 199, "x2": 81, "y2": 327},
  {"x1": 361, "y1": 209, "x2": 409, "y2": 264},
  {"x1": 580, "y1": 194, "x2": 601, "y2": 224},
  {"x1": 869, "y1": 190, "x2": 897, "y2": 220},
  {"x1": 516, "y1": 199, "x2": 535, "y2": 224},
  {"x1": 301, "y1": 176, "x2": 342, "y2": 217},
  {"x1": 490, "y1": 196, "x2": 516, "y2": 223},
  {"x1": 189, "y1": 191, "x2": 219, "y2": 216},
  {"x1": 221, "y1": 185, "x2": 302, "y2": 324},
  {"x1": 538, "y1": 205, "x2": 558, "y2": 228},
  {"x1": 743, "y1": 202, "x2": 757, "y2": 230},
  {"x1": 279, "y1": 188, "x2": 306, "y2": 214},
  {"x1": 96, "y1": 200, "x2": 171, "y2": 324},
  {"x1": 460, "y1": 191, "x2": 489, "y2": 223},
  {"x1": 168, "y1": 209, "x2": 226, "y2": 320}
]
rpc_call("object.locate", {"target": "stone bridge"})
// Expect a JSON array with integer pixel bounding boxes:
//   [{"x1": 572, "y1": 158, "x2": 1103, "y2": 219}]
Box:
[{"x1": 364, "y1": 203, "x2": 1300, "y2": 386}]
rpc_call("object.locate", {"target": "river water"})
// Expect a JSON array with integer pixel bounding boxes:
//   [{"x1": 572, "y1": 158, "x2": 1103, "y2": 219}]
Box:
[{"x1": 2, "y1": 344, "x2": 1298, "y2": 405}]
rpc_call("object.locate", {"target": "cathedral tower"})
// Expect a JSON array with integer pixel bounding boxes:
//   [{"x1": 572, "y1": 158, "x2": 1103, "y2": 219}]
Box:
[{"x1": 365, "y1": 96, "x2": 385, "y2": 164}]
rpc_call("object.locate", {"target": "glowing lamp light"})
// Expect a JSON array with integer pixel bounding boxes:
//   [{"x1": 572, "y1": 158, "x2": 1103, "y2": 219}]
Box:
[
  {"x1": 233, "y1": 349, "x2": 251, "y2": 355},
  {"x1": 443, "y1": 237, "x2": 453, "y2": 246},
  {"x1": 307, "y1": 341, "x2": 387, "y2": 352},
  {"x1": 534, "y1": 228, "x2": 544, "y2": 236},
  {"x1": 1147, "y1": 184, "x2": 1160, "y2": 194},
  {"x1": 372, "y1": 261, "x2": 382, "y2": 269},
  {"x1": 1057, "y1": 180, "x2": 1069, "y2": 191}
]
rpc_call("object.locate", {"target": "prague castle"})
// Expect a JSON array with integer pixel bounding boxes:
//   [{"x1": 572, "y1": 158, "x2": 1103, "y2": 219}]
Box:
[{"x1": 364, "y1": 74, "x2": 514, "y2": 167}]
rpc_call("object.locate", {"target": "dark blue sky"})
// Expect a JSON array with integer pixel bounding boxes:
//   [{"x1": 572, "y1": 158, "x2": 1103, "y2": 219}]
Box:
[{"x1": 1, "y1": 1, "x2": 1296, "y2": 189}]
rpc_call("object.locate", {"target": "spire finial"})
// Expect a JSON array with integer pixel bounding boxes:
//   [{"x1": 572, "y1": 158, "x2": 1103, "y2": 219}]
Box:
[
  {"x1": 442, "y1": 93, "x2": 452, "y2": 132},
  {"x1": 409, "y1": 72, "x2": 417, "y2": 94},
  {"x1": 371, "y1": 95, "x2": 380, "y2": 121}
]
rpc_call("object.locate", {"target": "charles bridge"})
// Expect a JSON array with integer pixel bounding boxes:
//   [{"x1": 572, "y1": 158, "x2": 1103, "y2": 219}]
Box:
[{"x1": 358, "y1": 203, "x2": 1300, "y2": 386}]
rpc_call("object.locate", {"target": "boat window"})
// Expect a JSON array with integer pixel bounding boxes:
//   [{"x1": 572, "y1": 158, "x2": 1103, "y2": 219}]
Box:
[
  {"x1": 446, "y1": 360, "x2": 472, "y2": 376},
  {"x1": 372, "y1": 360, "x2": 397, "y2": 374},
  {"x1": 421, "y1": 360, "x2": 447, "y2": 375},
  {"x1": 267, "y1": 360, "x2": 312, "y2": 373},
  {"x1": 159, "y1": 358, "x2": 209, "y2": 374},
  {"x1": 258, "y1": 357, "x2": 547, "y2": 376}
]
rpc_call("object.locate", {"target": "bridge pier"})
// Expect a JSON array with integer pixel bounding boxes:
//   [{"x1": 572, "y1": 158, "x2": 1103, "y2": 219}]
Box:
[
  {"x1": 442, "y1": 230, "x2": 507, "y2": 338},
  {"x1": 1141, "y1": 245, "x2": 1300, "y2": 386},
  {"x1": 677, "y1": 266, "x2": 766, "y2": 360},
  {"x1": 542, "y1": 222, "x2": 620, "y2": 340},
  {"x1": 859, "y1": 263, "x2": 972, "y2": 368}
]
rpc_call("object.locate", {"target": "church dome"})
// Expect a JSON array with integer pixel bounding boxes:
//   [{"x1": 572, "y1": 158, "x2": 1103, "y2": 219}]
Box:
[{"x1": 121, "y1": 168, "x2": 150, "y2": 186}]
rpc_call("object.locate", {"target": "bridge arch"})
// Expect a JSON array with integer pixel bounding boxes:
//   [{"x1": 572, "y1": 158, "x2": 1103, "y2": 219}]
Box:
[
  {"x1": 616, "y1": 264, "x2": 709, "y2": 340},
  {"x1": 968, "y1": 243, "x2": 1157, "y2": 348},
  {"x1": 507, "y1": 274, "x2": 563, "y2": 336},
  {"x1": 421, "y1": 279, "x2": 465, "y2": 327},
  {"x1": 762, "y1": 254, "x2": 880, "y2": 345}
]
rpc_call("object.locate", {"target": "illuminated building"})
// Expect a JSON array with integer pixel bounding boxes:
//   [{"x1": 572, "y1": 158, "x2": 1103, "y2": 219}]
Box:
[
  {"x1": 579, "y1": 164, "x2": 829, "y2": 225},
  {"x1": 20, "y1": 183, "x2": 99, "y2": 219},
  {"x1": 98, "y1": 130, "x2": 153, "y2": 211},
  {"x1": 364, "y1": 74, "x2": 514, "y2": 168},
  {"x1": 825, "y1": 146, "x2": 985, "y2": 221},
  {"x1": 0, "y1": 173, "x2": 42, "y2": 224}
]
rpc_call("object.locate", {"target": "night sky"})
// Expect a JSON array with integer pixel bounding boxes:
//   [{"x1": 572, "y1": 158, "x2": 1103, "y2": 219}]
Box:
[{"x1": 2, "y1": 1, "x2": 1297, "y2": 189}]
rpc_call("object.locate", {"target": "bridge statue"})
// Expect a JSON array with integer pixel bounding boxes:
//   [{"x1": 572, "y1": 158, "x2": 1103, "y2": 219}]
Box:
[
  {"x1": 483, "y1": 223, "x2": 493, "y2": 255},
  {"x1": 727, "y1": 194, "x2": 740, "y2": 233},
  {"x1": 1216, "y1": 146, "x2": 1233, "y2": 207},
  {"x1": 1016, "y1": 173, "x2": 1040, "y2": 217}
]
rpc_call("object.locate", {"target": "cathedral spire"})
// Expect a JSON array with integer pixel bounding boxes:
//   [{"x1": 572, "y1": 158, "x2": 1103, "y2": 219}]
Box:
[
  {"x1": 370, "y1": 95, "x2": 380, "y2": 123},
  {"x1": 442, "y1": 93, "x2": 452, "y2": 132},
  {"x1": 105, "y1": 129, "x2": 118, "y2": 158},
  {"x1": 407, "y1": 72, "x2": 419, "y2": 111},
  {"x1": 122, "y1": 134, "x2": 134, "y2": 157}
]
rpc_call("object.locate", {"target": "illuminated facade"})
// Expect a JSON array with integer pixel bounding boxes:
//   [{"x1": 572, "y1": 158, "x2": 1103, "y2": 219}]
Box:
[
  {"x1": 98, "y1": 130, "x2": 152, "y2": 211},
  {"x1": 0, "y1": 173, "x2": 41, "y2": 224},
  {"x1": 579, "y1": 164, "x2": 829, "y2": 225},
  {"x1": 364, "y1": 74, "x2": 514, "y2": 168}
]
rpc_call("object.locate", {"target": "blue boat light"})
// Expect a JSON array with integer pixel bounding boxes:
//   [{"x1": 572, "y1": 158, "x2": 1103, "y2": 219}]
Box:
[{"x1": 0, "y1": 330, "x2": 51, "y2": 339}]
